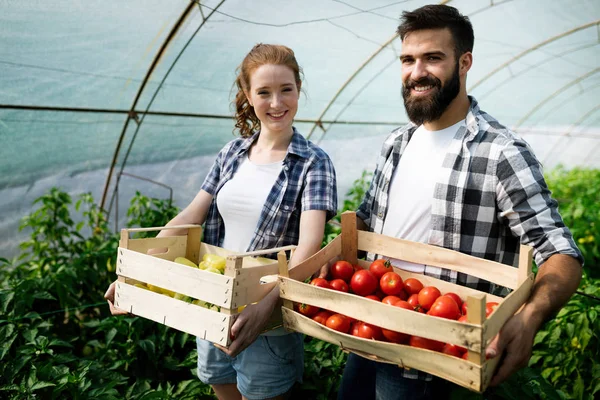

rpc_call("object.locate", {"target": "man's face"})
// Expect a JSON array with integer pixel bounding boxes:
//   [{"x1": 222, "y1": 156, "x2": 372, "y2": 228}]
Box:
[{"x1": 400, "y1": 28, "x2": 462, "y2": 125}]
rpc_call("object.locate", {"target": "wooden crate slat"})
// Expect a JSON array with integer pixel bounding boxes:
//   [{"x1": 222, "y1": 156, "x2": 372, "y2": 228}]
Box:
[
  {"x1": 483, "y1": 272, "x2": 535, "y2": 344},
  {"x1": 282, "y1": 308, "x2": 484, "y2": 392},
  {"x1": 232, "y1": 281, "x2": 277, "y2": 309},
  {"x1": 127, "y1": 236, "x2": 188, "y2": 260},
  {"x1": 289, "y1": 235, "x2": 342, "y2": 281},
  {"x1": 115, "y1": 282, "x2": 233, "y2": 346},
  {"x1": 117, "y1": 247, "x2": 234, "y2": 307},
  {"x1": 279, "y1": 277, "x2": 483, "y2": 352},
  {"x1": 357, "y1": 231, "x2": 519, "y2": 289},
  {"x1": 356, "y1": 259, "x2": 504, "y2": 303}
]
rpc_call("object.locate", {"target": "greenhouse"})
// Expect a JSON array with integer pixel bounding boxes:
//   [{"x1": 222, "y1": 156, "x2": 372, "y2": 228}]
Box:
[{"x1": 1, "y1": 0, "x2": 599, "y2": 399}]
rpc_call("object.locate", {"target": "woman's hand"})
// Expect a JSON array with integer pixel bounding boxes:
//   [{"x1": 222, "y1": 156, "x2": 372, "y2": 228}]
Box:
[
  {"x1": 214, "y1": 287, "x2": 279, "y2": 357},
  {"x1": 104, "y1": 281, "x2": 130, "y2": 316}
]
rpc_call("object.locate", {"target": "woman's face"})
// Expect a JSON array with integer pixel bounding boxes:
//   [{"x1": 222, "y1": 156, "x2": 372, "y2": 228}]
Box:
[{"x1": 246, "y1": 64, "x2": 300, "y2": 136}]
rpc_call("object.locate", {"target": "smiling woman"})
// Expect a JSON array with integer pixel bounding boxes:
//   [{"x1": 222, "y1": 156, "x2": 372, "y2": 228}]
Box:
[{"x1": 104, "y1": 43, "x2": 338, "y2": 400}]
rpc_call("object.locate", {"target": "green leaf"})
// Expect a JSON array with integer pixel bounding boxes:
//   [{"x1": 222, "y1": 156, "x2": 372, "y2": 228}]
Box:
[
  {"x1": 0, "y1": 291, "x2": 14, "y2": 313},
  {"x1": 31, "y1": 381, "x2": 55, "y2": 391}
]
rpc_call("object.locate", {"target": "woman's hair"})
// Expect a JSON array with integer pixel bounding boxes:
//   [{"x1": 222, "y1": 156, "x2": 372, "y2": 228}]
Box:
[{"x1": 233, "y1": 43, "x2": 303, "y2": 138}]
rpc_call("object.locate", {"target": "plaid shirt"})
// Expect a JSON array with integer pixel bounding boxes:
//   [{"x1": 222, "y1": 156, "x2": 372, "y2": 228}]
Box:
[
  {"x1": 201, "y1": 128, "x2": 337, "y2": 252},
  {"x1": 357, "y1": 97, "x2": 583, "y2": 380}
]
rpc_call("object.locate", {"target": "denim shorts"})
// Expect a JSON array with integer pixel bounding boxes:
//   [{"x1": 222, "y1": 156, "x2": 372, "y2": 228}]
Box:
[{"x1": 196, "y1": 333, "x2": 304, "y2": 400}]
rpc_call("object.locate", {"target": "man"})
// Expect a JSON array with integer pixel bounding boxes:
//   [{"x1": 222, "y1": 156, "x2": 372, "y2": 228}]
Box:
[{"x1": 337, "y1": 4, "x2": 583, "y2": 400}]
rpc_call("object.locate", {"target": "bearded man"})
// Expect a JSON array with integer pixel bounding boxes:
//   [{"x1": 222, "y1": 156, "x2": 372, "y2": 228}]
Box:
[{"x1": 337, "y1": 4, "x2": 583, "y2": 400}]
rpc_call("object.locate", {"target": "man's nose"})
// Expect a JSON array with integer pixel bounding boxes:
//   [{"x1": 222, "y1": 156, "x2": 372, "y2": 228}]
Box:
[{"x1": 410, "y1": 59, "x2": 428, "y2": 81}]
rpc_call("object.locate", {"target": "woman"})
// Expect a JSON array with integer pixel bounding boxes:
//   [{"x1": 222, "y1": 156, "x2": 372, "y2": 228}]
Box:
[{"x1": 105, "y1": 43, "x2": 338, "y2": 400}]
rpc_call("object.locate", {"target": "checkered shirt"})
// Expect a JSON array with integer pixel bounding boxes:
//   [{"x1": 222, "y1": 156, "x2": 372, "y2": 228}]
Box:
[
  {"x1": 201, "y1": 127, "x2": 338, "y2": 252},
  {"x1": 357, "y1": 96, "x2": 583, "y2": 380}
]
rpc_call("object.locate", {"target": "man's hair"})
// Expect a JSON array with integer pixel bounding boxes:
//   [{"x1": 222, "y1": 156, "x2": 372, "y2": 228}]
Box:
[{"x1": 397, "y1": 5, "x2": 474, "y2": 58}]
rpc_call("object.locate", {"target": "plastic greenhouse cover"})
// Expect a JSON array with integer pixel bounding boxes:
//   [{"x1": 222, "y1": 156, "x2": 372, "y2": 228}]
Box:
[{"x1": 0, "y1": 0, "x2": 599, "y2": 257}]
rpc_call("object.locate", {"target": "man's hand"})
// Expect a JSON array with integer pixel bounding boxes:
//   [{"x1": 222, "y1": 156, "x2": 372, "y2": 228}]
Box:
[
  {"x1": 104, "y1": 281, "x2": 130, "y2": 316},
  {"x1": 485, "y1": 309, "x2": 538, "y2": 386}
]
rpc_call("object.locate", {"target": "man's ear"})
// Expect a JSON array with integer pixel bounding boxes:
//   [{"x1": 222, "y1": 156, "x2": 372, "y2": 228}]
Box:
[{"x1": 459, "y1": 52, "x2": 473, "y2": 76}]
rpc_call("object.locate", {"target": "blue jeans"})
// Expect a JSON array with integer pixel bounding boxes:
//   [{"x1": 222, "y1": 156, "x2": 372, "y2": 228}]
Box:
[
  {"x1": 337, "y1": 353, "x2": 450, "y2": 400},
  {"x1": 197, "y1": 333, "x2": 304, "y2": 400}
]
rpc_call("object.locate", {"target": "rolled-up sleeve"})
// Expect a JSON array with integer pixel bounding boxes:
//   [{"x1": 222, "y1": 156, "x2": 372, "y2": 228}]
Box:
[
  {"x1": 495, "y1": 140, "x2": 584, "y2": 266},
  {"x1": 302, "y1": 157, "x2": 338, "y2": 222}
]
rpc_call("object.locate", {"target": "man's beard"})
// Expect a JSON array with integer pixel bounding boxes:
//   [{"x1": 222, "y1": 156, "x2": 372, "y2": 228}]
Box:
[{"x1": 402, "y1": 61, "x2": 461, "y2": 125}]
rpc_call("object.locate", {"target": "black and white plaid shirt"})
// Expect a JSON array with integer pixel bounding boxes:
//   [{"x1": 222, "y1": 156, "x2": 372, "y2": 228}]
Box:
[{"x1": 357, "y1": 96, "x2": 583, "y2": 379}]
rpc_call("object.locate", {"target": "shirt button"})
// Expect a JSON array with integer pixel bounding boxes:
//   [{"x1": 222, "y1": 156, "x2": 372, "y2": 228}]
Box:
[
  {"x1": 284, "y1": 205, "x2": 290, "y2": 210},
  {"x1": 378, "y1": 212, "x2": 384, "y2": 218},
  {"x1": 284, "y1": 166, "x2": 289, "y2": 171}
]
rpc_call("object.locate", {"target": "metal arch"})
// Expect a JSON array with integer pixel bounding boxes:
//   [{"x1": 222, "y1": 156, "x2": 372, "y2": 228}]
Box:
[
  {"x1": 542, "y1": 102, "x2": 600, "y2": 165},
  {"x1": 514, "y1": 67, "x2": 600, "y2": 129},
  {"x1": 469, "y1": 20, "x2": 600, "y2": 93},
  {"x1": 534, "y1": 81, "x2": 600, "y2": 124},
  {"x1": 99, "y1": 1, "x2": 199, "y2": 211},
  {"x1": 305, "y1": 33, "x2": 399, "y2": 141},
  {"x1": 477, "y1": 41, "x2": 600, "y2": 102},
  {"x1": 305, "y1": 0, "x2": 504, "y2": 142}
]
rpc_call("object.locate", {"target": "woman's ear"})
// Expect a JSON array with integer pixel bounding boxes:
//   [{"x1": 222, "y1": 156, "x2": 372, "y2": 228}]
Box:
[{"x1": 245, "y1": 91, "x2": 253, "y2": 107}]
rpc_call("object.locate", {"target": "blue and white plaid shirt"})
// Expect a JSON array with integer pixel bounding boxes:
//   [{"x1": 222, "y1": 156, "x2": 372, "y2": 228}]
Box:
[
  {"x1": 357, "y1": 97, "x2": 583, "y2": 379},
  {"x1": 201, "y1": 127, "x2": 337, "y2": 252}
]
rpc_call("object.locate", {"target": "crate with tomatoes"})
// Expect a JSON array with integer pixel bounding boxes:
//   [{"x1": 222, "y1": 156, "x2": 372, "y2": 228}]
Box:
[{"x1": 279, "y1": 212, "x2": 535, "y2": 393}]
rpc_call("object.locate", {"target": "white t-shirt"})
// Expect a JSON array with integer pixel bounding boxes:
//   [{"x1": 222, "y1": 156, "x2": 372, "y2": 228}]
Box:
[
  {"x1": 216, "y1": 154, "x2": 283, "y2": 253},
  {"x1": 382, "y1": 120, "x2": 464, "y2": 272}
]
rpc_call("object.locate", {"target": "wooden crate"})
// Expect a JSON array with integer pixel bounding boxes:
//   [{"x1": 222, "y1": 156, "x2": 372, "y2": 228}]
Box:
[
  {"x1": 279, "y1": 212, "x2": 534, "y2": 393},
  {"x1": 114, "y1": 224, "x2": 292, "y2": 347}
]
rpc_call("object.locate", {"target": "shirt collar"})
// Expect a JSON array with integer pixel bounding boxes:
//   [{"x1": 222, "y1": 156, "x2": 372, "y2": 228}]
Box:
[{"x1": 236, "y1": 127, "x2": 310, "y2": 159}]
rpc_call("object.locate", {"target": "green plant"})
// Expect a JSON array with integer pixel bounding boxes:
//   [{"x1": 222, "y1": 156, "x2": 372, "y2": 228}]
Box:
[{"x1": 0, "y1": 188, "x2": 214, "y2": 399}]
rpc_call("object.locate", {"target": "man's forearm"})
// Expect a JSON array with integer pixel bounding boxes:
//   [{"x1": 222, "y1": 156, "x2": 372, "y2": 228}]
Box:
[{"x1": 520, "y1": 254, "x2": 582, "y2": 330}]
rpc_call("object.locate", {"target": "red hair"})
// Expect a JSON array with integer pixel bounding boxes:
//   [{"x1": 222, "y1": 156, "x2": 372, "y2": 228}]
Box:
[{"x1": 234, "y1": 44, "x2": 303, "y2": 138}]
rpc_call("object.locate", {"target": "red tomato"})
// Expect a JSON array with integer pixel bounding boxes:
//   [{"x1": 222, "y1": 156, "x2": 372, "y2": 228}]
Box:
[
  {"x1": 331, "y1": 260, "x2": 354, "y2": 282},
  {"x1": 403, "y1": 278, "x2": 424, "y2": 296},
  {"x1": 350, "y1": 321, "x2": 362, "y2": 336},
  {"x1": 409, "y1": 335, "x2": 445, "y2": 352},
  {"x1": 445, "y1": 292, "x2": 463, "y2": 310},
  {"x1": 397, "y1": 288, "x2": 408, "y2": 301},
  {"x1": 381, "y1": 295, "x2": 402, "y2": 305},
  {"x1": 486, "y1": 302, "x2": 499, "y2": 317},
  {"x1": 369, "y1": 259, "x2": 393, "y2": 280},
  {"x1": 457, "y1": 314, "x2": 468, "y2": 323},
  {"x1": 462, "y1": 351, "x2": 469, "y2": 360},
  {"x1": 393, "y1": 300, "x2": 414, "y2": 311},
  {"x1": 356, "y1": 323, "x2": 383, "y2": 340},
  {"x1": 427, "y1": 295, "x2": 460, "y2": 320},
  {"x1": 380, "y1": 272, "x2": 404, "y2": 296},
  {"x1": 442, "y1": 343, "x2": 465, "y2": 358},
  {"x1": 350, "y1": 269, "x2": 378, "y2": 296},
  {"x1": 417, "y1": 286, "x2": 441, "y2": 311},
  {"x1": 326, "y1": 314, "x2": 351, "y2": 333},
  {"x1": 310, "y1": 278, "x2": 331, "y2": 289},
  {"x1": 375, "y1": 289, "x2": 387, "y2": 300},
  {"x1": 329, "y1": 278, "x2": 349, "y2": 292},
  {"x1": 381, "y1": 328, "x2": 409, "y2": 344},
  {"x1": 353, "y1": 264, "x2": 363, "y2": 272},
  {"x1": 407, "y1": 293, "x2": 420, "y2": 308},
  {"x1": 296, "y1": 302, "x2": 319, "y2": 317},
  {"x1": 312, "y1": 310, "x2": 333, "y2": 325},
  {"x1": 365, "y1": 295, "x2": 381, "y2": 301},
  {"x1": 461, "y1": 302, "x2": 468, "y2": 316}
]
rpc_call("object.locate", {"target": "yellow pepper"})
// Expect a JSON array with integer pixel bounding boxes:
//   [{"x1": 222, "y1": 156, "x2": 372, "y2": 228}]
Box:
[{"x1": 202, "y1": 254, "x2": 226, "y2": 273}]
